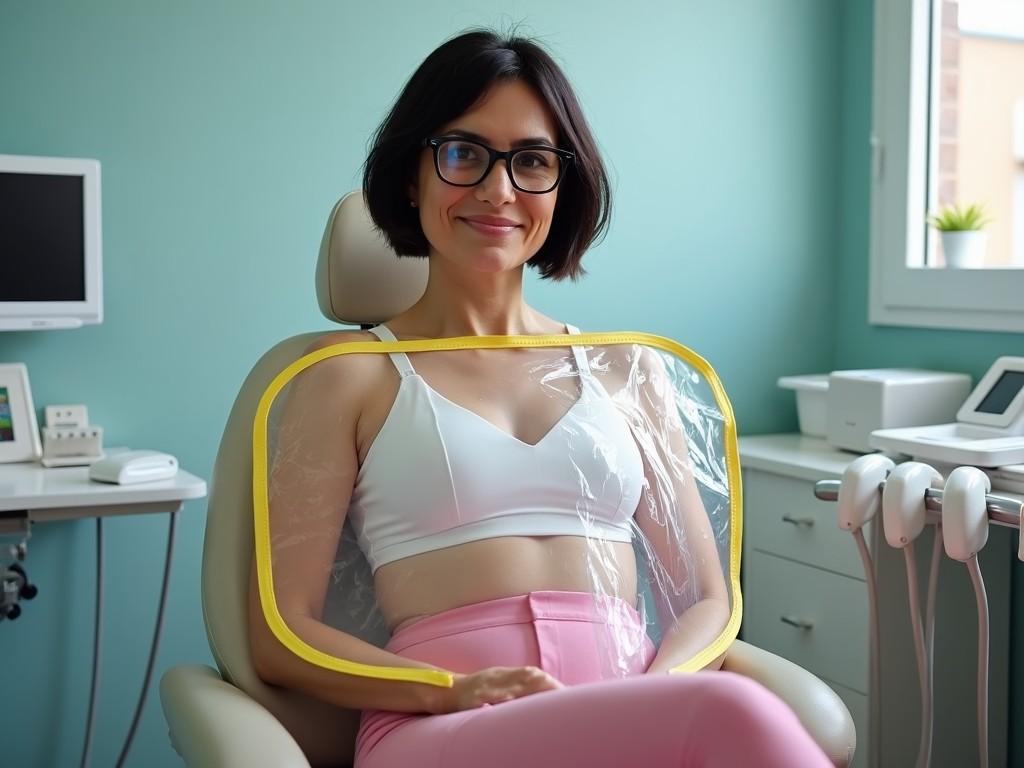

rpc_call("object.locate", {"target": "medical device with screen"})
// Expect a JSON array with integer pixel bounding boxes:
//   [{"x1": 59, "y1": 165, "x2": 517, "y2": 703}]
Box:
[
  {"x1": 870, "y1": 356, "x2": 1024, "y2": 467},
  {"x1": 975, "y1": 371, "x2": 1024, "y2": 415},
  {"x1": 0, "y1": 154, "x2": 103, "y2": 330}
]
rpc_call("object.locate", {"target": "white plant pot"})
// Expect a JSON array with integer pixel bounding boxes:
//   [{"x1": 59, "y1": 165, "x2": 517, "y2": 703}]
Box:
[{"x1": 940, "y1": 230, "x2": 988, "y2": 268}]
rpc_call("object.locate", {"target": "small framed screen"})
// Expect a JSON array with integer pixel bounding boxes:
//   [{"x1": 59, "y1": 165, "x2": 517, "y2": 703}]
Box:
[
  {"x1": 976, "y1": 370, "x2": 1024, "y2": 415},
  {"x1": 0, "y1": 154, "x2": 102, "y2": 331},
  {"x1": 957, "y1": 356, "x2": 1024, "y2": 429},
  {"x1": 0, "y1": 172, "x2": 86, "y2": 302}
]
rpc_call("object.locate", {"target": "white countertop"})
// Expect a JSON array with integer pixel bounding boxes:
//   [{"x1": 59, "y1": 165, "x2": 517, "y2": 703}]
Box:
[
  {"x1": 738, "y1": 433, "x2": 865, "y2": 481},
  {"x1": 0, "y1": 461, "x2": 207, "y2": 511}
]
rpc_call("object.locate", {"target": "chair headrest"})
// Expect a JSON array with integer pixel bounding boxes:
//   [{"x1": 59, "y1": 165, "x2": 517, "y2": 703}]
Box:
[{"x1": 316, "y1": 191, "x2": 429, "y2": 325}]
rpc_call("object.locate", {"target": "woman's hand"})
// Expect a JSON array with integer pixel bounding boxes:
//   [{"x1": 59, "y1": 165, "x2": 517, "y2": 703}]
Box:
[{"x1": 434, "y1": 666, "x2": 564, "y2": 714}]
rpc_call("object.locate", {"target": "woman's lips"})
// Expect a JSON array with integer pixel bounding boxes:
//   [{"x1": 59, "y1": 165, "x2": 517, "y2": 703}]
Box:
[{"x1": 459, "y1": 217, "x2": 521, "y2": 237}]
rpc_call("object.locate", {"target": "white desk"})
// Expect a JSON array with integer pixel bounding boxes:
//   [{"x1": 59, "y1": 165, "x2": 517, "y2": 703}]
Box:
[
  {"x1": 0, "y1": 460, "x2": 207, "y2": 763},
  {"x1": 0, "y1": 461, "x2": 206, "y2": 533}
]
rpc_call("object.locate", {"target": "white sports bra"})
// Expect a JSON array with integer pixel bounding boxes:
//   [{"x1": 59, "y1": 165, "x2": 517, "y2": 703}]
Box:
[{"x1": 347, "y1": 325, "x2": 645, "y2": 572}]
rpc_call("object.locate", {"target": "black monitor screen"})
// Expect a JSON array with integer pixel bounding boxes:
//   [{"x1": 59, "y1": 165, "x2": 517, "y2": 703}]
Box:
[
  {"x1": 0, "y1": 172, "x2": 85, "y2": 301},
  {"x1": 976, "y1": 370, "x2": 1024, "y2": 414}
]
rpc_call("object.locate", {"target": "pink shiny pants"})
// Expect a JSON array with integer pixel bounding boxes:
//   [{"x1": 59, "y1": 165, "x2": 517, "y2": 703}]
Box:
[{"x1": 355, "y1": 591, "x2": 832, "y2": 767}]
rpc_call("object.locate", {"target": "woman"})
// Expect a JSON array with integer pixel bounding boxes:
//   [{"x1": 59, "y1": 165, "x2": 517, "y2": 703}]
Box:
[{"x1": 250, "y1": 29, "x2": 832, "y2": 767}]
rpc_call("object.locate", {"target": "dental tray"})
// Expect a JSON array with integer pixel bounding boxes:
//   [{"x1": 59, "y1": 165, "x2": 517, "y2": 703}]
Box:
[{"x1": 870, "y1": 422, "x2": 1024, "y2": 468}]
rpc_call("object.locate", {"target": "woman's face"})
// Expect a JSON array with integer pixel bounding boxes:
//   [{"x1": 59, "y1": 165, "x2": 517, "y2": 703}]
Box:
[{"x1": 412, "y1": 79, "x2": 560, "y2": 276}]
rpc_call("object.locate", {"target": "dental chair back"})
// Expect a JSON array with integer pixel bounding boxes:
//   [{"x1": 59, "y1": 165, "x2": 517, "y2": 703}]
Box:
[
  {"x1": 200, "y1": 192, "x2": 426, "y2": 766},
  {"x1": 183, "y1": 191, "x2": 855, "y2": 768}
]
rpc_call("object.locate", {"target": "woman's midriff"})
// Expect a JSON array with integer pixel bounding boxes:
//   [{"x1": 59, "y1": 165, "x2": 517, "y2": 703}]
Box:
[
  {"x1": 372, "y1": 535, "x2": 638, "y2": 633},
  {"x1": 354, "y1": 589, "x2": 656, "y2": 763}
]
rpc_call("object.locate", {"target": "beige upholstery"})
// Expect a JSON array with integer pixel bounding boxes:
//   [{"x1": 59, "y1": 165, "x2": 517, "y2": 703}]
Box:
[
  {"x1": 160, "y1": 191, "x2": 856, "y2": 767},
  {"x1": 316, "y1": 192, "x2": 427, "y2": 325}
]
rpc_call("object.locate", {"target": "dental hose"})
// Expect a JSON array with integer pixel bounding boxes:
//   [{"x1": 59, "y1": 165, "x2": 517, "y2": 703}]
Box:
[
  {"x1": 903, "y1": 545, "x2": 932, "y2": 768},
  {"x1": 924, "y1": 525, "x2": 941, "y2": 763},
  {"x1": 834, "y1": 454, "x2": 895, "y2": 768},
  {"x1": 966, "y1": 555, "x2": 989, "y2": 768},
  {"x1": 940, "y1": 466, "x2": 992, "y2": 768},
  {"x1": 882, "y1": 462, "x2": 943, "y2": 768},
  {"x1": 852, "y1": 527, "x2": 881, "y2": 768}
]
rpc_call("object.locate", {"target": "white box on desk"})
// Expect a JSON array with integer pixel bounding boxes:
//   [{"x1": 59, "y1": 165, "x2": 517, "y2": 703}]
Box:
[
  {"x1": 777, "y1": 374, "x2": 829, "y2": 438},
  {"x1": 826, "y1": 369, "x2": 971, "y2": 453}
]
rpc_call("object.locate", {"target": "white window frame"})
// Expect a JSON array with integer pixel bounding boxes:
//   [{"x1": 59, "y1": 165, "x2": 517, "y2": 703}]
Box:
[{"x1": 870, "y1": 0, "x2": 1024, "y2": 333}]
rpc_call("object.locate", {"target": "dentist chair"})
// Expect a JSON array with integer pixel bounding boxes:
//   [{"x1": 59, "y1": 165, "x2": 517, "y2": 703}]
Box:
[{"x1": 158, "y1": 191, "x2": 856, "y2": 768}]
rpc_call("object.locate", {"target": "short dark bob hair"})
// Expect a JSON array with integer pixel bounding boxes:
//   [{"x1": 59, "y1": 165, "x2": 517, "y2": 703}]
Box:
[{"x1": 362, "y1": 29, "x2": 611, "y2": 281}]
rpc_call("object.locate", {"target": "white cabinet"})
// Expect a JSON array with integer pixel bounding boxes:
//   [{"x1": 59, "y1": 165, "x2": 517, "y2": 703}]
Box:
[
  {"x1": 739, "y1": 435, "x2": 871, "y2": 768},
  {"x1": 739, "y1": 434, "x2": 1011, "y2": 768}
]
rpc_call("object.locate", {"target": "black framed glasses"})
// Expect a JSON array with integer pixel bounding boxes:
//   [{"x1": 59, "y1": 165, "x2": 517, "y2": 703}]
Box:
[{"x1": 423, "y1": 136, "x2": 574, "y2": 194}]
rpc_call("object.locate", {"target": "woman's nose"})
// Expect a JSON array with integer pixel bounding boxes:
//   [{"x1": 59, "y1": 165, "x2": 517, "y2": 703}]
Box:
[{"x1": 475, "y1": 159, "x2": 516, "y2": 204}]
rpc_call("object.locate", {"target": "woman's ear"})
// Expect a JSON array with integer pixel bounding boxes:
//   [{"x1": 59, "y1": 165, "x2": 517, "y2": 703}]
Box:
[{"x1": 407, "y1": 182, "x2": 418, "y2": 207}]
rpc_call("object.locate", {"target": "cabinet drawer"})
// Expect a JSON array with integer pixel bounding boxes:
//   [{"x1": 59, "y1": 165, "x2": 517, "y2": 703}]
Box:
[
  {"x1": 743, "y1": 469, "x2": 865, "y2": 580},
  {"x1": 742, "y1": 550, "x2": 868, "y2": 694}
]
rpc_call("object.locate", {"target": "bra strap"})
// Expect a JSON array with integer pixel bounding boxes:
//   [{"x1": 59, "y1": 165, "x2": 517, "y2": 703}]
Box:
[
  {"x1": 564, "y1": 324, "x2": 593, "y2": 378},
  {"x1": 368, "y1": 325, "x2": 416, "y2": 378}
]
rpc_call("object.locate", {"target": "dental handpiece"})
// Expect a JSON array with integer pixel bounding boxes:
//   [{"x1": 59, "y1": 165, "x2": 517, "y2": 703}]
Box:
[
  {"x1": 881, "y1": 462, "x2": 944, "y2": 768},
  {"x1": 941, "y1": 466, "x2": 991, "y2": 768}
]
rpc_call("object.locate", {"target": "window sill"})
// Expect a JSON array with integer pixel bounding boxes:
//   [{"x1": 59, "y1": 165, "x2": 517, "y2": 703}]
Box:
[{"x1": 870, "y1": 264, "x2": 1024, "y2": 332}]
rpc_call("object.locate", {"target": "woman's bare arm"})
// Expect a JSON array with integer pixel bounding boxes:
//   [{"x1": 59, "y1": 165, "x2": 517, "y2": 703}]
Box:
[
  {"x1": 248, "y1": 333, "x2": 453, "y2": 713},
  {"x1": 621, "y1": 346, "x2": 731, "y2": 673}
]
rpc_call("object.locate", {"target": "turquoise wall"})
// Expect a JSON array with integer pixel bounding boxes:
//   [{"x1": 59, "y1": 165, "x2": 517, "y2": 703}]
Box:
[
  {"x1": 0, "y1": 2, "x2": 841, "y2": 765},
  {"x1": 837, "y1": 1, "x2": 1022, "y2": 763}
]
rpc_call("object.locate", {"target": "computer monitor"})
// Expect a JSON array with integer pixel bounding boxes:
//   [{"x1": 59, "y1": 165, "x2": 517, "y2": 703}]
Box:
[{"x1": 0, "y1": 154, "x2": 103, "y2": 330}]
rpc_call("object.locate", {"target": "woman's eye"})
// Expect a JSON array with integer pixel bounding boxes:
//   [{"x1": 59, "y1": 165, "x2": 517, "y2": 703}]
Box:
[
  {"x1": 444, "y1": 142, "x2": 483, "y2": 163},
  {"x1": 515, "y1": 152, "x2": 552, "y2": 169}
]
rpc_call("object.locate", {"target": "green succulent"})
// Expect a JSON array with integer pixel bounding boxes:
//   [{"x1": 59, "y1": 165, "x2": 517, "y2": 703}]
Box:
[{"x1": 927, "y1": 202, "x2": 991, "y2": 232}]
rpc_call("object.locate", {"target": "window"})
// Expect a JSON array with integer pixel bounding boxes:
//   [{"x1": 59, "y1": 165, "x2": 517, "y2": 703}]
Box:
[{"x1": 870, "y1": 0, "x2": 1024, "y2": 331}]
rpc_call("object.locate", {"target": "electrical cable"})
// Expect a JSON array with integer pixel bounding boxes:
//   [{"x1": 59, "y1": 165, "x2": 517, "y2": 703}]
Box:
[
  {"x1": 114, "y1": 511, "x2": 178, "y2": 768},
  {"x1": 80, "y1": 517, "x2": 103, "y2": 768}
]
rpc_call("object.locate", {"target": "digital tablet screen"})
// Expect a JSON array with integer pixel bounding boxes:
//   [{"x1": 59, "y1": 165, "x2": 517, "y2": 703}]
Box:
[
  {"x1": 0, "y1": 387, "x2": 13, "y2": 442},
  {"x1": 976, "y1": 370, "x2": 1024, "y2": 415}
]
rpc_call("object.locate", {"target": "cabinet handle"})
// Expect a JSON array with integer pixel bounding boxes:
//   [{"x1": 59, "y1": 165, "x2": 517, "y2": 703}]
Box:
[
  {"x1": 781, "y1": 514, "x2": 815, "y2": 528},
  {"x1": 780, "y1": 615, "x2": 815, "y2": 631}
]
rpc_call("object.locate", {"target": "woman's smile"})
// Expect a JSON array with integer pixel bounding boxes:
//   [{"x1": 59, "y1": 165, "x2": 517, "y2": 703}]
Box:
[{"x1": 458, "y1": 215, "x2": 522, "y2": 237}]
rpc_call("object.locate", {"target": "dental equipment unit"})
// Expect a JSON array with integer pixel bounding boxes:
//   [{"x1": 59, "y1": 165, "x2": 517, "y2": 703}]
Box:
[{"x1": 816, "y1": 458, "x2": 1022, "y2": 768}]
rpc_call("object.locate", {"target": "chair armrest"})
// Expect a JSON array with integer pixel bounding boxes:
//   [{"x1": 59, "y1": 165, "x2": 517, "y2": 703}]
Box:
[
  {"x1": 160, "y1": 664, "x2": 311, "y2": 768},
  {"x1": 721, "y1": 641, "x2": 856, "y2": 768}
]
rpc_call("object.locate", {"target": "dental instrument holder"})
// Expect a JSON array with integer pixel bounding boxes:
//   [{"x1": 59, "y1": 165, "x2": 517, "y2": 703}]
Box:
[
  {"x1": 819, "y1": 477, "x2": 1019, "y2": 767},
  {"x1": 815, "y1": 480, "x2": 1023, "y2": 532},
  {"x1": 941, "y1": 467, "x2": 991, "y2": 768},
  {"x1": 836, "y1": 454, "x2": 894, "y2": 768},
  {"x1": 880, "y1": 463, "x2": 945, "y2": 768}
]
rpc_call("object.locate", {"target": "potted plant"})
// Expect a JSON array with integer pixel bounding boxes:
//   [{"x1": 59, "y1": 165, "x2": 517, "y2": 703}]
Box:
[{"x1": 927, "y1": 202, "x2": 991, "y2": 268}]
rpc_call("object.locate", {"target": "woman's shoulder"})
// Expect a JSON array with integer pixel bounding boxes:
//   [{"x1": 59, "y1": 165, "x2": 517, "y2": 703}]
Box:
[
  {"x1": 298, "y1": 329, "x2": 395, "y2": 393},
  {"x1": 305, "y1": 328, "x2": 382, "y2": 350}
]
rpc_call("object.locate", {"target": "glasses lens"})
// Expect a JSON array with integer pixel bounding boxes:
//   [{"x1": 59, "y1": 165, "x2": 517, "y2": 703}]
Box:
[
  {"x1": 437, "y1": 140, "x2": 489, "y2": 185},
  {"x1": 511, "y1": 149, "x2": 561, "y2": 192},
  {"x1": 436, "y1": 141, "x2": 563, "y2": 192}
]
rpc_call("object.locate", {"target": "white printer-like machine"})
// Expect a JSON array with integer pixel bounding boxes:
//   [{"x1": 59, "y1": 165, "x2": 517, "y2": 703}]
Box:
[{"x1": 779, "y1": 357, "x2": 1024, "y2": 491}]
